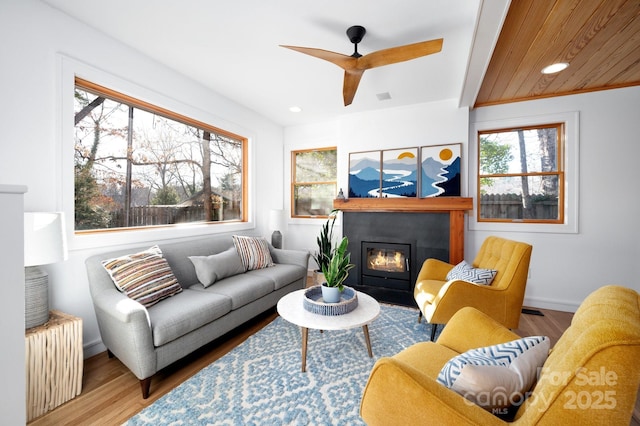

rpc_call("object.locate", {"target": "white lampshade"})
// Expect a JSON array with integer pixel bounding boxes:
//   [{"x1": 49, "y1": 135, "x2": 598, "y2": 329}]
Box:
[
  {"x1": 269, "y1": 209, "x2": 284, "y2": 231},
  {"x1": 24, "y1": 212, "x2": 68, "y2": 267}
]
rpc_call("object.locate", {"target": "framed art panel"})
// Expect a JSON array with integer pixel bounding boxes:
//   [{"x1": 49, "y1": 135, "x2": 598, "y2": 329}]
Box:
[
  {"x1": 349, "y1": 151, "x2": 381, "y2": 198},
  {"x1": 420, "y1": 143, "x2": 461, "y2": 197},
  {"x1": 381, "y1": 148, "x2": 418, "y2": 198}
]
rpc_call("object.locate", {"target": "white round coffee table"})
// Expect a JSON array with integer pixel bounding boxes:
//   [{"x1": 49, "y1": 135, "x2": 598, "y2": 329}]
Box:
[{"x1": 277, "y1": 288, "x2": 381, "y2": 372}]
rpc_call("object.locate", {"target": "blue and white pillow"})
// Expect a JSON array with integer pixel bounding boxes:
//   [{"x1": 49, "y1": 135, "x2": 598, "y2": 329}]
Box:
[
  {"x1": 446, "y1": 260, "x2": 497, "y2": 285},
  {"x1": 438, "y1": 336, "x2": 550, "y2": 410}
]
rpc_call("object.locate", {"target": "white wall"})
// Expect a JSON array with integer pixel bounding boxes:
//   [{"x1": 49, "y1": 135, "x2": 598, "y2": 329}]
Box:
[
  {"x1": 0, "y1": 0, "x2": 285, "y2": 357},
  {"x1": 284, "y1": 100, "x2": 469, "y2": 265},
  {"x1": 470, "y1": 87, "x2": 640, "y2": 311}
]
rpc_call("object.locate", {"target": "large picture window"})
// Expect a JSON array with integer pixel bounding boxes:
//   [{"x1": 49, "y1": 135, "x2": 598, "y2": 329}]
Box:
[
  {"x1": 74, "y1": 78, "x2": 246, "y2": 231},
  {"x1": 291, "y1": 148, "x2": 337, "y2": 217},
  {"x1": 478, "y1": 123, "x2": 564, "y2": 223}
]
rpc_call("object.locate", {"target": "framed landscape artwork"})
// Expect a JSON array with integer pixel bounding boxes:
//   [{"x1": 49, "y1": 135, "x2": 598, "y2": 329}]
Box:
[
  {"x1": 349, "y1": 145, "x2": 460, "y2": 198},
  {"x1": 420, "y1": 143, "x2": 461, "y2": 197},
  {"x1": 381, "y1": 148, "x2": 418, "y2": 197},
  {"x1": 348, "y1": 151, "x2": 381, "y2": 198}
]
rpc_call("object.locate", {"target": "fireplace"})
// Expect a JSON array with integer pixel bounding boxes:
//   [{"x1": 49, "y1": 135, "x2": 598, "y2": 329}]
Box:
[
  {"x1": 336, "y1": 197, "x2": 473, "y2": 306},
  {"x1": 343, "y1": 211, "x2": 449, "y2": 306},
  {"x1": 362, "y1": 242, "x2": 411, "y2": 290}
]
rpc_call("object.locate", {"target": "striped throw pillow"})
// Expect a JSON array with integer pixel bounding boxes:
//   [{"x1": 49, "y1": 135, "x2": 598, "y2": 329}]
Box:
[
  {"x1": 232, "y1": 235, "x2": 275, "y2": 271},
  {"x1": 102, "y1": 245, "x2": 182, "y2": 307}
]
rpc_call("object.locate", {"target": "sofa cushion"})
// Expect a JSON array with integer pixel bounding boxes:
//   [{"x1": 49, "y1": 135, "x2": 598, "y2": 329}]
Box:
[
  {"x1": 101, "y1": 245, "x2": 183, "y2": 307},
  {"x1": 247, "y1": 263, "x2": 307, "y2": 290},
  {"x1": 446, "y1": 260, "x2": 497, "y2": 285},
  {"x1": 148, "y1": 289, "x2": 232, "y2": 347},
  {"x1": 437, "y1": 335, "x2": 550, "y2": 411},
  {"x1": 189, "y1": 273, "x2": 274, "y2": 310},
  {"x1": 233, "y1": 235, "x2": 275, "y2": 271},
  {"x1": 188, "y1": 247, "x2": 246, "y2": 287}
]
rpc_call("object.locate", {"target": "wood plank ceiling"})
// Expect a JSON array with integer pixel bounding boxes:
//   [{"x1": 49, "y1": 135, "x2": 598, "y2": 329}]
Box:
[{"x1": 475, "y1": 0, "x2": 640, "y2": 107}]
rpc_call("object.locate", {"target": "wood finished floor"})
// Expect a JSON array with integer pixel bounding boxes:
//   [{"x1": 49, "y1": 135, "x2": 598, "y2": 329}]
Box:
[{"x1": 29, "y1": 306, "x2": 640, "y2": 426}]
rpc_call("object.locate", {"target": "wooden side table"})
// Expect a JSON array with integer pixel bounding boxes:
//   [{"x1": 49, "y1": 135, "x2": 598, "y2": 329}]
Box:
[{"x1": 25, "y1": 310, "x2": 83, "y2": 422}]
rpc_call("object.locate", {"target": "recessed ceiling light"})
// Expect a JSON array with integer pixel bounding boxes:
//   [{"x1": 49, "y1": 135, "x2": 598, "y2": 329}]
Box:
[
  {"x1": 289, "y1": 106, "x2": 302, "y2": 113},
  {"x1": 541, "y1": 62, "x2": 569, "y2": 74}
]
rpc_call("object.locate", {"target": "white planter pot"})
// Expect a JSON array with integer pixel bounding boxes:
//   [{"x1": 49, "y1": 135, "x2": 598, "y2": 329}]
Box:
[{"x1": 321, "y1": 285, "x2": 341, "y2": 303}]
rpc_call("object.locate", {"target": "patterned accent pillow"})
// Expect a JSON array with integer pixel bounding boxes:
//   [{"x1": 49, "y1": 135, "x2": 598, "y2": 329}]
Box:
[
  {"x1": 437, "y1": 336, "x2": 550, "y2": 411},
  {"x1": 102, "y1": 245, "x2": 182, "y2": 308},
  {"x1": 446, "y1": 260, "x2": 497, "y2": 285},
  {"x1": 232, "y1": 235, "x2": 275, "y2": 271},
  {"x1": 189, "y1": 247, "x2": 246, "y2": 287}
]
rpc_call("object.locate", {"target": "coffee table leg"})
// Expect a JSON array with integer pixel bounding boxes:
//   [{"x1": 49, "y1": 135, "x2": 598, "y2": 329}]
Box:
[
  {"x1": 301, "y1": 327, "x2": 308, "y2": 372},
  {"x1": 363, "y1": 324, "x2": 373, "y2": 357}
]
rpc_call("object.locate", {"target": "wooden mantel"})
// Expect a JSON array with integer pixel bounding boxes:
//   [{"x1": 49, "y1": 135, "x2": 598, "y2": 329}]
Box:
[
  {"x1": 334, "y1": 197, "x2": 473, "y2": 265},
  {"x1": 333, "y1": 197, "x2": 472, "y2": 212}
]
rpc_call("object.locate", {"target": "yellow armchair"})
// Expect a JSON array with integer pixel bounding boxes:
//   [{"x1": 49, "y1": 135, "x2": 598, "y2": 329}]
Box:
[
  {"x1": 361, "y1": 285, "x2": 640, "y2": 425},
  {"x1": 414, "y1": 236, "x2": 532, "y2": 340}
]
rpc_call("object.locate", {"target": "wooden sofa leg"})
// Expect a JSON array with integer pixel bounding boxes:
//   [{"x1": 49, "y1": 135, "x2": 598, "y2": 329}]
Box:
[
  {"x1": 417, "y1": 311, "x2": 422, "y2": 323},
  {"x1": 140, "y1": 378, "x2": 151, "y2": 399},
  {"x1": 430, "y1": 324, "x2": 438, "y2": 342},
  {"x1": 107, "y1": 349, "x2": 114, "y2": 359}
]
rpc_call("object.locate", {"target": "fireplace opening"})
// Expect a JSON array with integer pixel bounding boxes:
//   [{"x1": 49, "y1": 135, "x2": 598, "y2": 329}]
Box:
[
  {"x1": 367, "y1": 248, "x2": 406, "y2": 273},
  {"x1": 361, "y1": 241, "x2": 411, "y2": 291}
]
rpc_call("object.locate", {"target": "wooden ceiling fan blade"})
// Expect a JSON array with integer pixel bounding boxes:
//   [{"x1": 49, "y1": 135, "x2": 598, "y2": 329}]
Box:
[
  {"x1": 358, "y1": 38, "x2": 443, "y2": 70},
  {"x1": 343, "y1": 70, "x2": 364, "y2": 106},
  {"x1": 280, "y1": 45, "x2": 357, "y2": 70}
]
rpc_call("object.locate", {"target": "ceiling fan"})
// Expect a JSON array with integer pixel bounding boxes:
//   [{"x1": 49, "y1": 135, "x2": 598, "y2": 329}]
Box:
[{"x1": 281, "y1": 25, "x2": 443, "y2": 106}]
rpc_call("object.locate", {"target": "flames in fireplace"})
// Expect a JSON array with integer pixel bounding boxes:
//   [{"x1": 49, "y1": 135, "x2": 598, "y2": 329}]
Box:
[
  {"x1": 361, "y1": 241, "x2": 411, "y2": 284},
  {"x1": 367, "y1": 248, "x2": 406, "y2": 273}
]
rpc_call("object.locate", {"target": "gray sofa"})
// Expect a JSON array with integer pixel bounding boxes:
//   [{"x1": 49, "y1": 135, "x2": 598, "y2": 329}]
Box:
[{"x1": 85, "y1": 233, "x2": 309, "y2": 398}]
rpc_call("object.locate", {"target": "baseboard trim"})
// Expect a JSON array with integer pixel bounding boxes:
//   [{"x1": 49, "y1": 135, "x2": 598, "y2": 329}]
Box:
[
  {"x1": 523, "y1": 296, "x2": 580, "y2": 313},
  {"x1": 83, "y1": 338, "x2": 106, "y2": 359}
]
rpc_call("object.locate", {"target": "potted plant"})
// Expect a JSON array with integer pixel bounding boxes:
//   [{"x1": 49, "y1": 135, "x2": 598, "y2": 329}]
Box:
[
  {"x1": 320, "y1": 236, "x2": 355, "y2": 303},
  {"x1": 312, "y1": 210, "x2": 338, "y2": 285}
]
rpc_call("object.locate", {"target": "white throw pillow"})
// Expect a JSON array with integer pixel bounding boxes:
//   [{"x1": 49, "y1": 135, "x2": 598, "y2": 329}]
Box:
[
  {"x1": 437, "y1": 336, "x2": 550, "y2": 411},
  {"x1": 189, "y1": 247, "x2": 246, "y2": 287},
  {"x1": 446, "y1": 260, "x2": 497, "y2": 285}
]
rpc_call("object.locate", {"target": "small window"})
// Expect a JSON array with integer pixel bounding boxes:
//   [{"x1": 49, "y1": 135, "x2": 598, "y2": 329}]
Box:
[
  {"x1": 74, "y1": 78, "x2": 247, "y2": 232},
  {"x1": 291, "y1": 148, "x2": 337, "y2": 217},
  {"x1": 478, "y1": 123, "x2": 564, "y2": 223}
]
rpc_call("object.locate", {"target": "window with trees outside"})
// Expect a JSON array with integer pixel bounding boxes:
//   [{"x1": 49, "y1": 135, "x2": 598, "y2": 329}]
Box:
[
  {"x1": 478, "y1": 123, "x2": 564, "y2": 223},
  {"x1": 292, "y1": 148, "x2": 337, "y2": 217},
  {"x1": 74, "y1": 78, "x2": 246, "y2": 232}
]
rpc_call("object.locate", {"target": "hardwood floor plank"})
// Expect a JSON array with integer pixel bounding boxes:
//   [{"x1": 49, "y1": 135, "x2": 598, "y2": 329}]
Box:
[{"x1": 28, "y1": 306, "x2": 639, "y2": 425}]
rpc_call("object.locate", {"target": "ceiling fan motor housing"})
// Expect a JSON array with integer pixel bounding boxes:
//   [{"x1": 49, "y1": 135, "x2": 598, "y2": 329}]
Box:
[
  {"x1": 347, "y1": 25, "x2": 366, "y2": 57},
  {"x1": 347, "y1": 25, "x2": 366, "y2": 44}
]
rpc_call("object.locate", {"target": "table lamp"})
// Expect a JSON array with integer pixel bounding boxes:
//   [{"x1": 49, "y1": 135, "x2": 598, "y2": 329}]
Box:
[
  {"x1": 269, "y1": 209, "x2": 284, "y2": 249},
  {"x1": 24, "y1": 212, "x2": 68, "y2": 329}
]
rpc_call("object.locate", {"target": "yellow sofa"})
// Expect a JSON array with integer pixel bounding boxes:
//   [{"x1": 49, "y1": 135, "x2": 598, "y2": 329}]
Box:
[
  {"x1": 414, "y1": 236, "x2": 532, "y2": 340},
  {"x1": 361, "y1": 285, "x2": 640, "y2": 425}
]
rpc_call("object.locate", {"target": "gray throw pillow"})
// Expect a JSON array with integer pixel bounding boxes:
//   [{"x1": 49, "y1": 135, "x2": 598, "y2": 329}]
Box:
[{"x1": 189, "y1": 247, "x2": 246, "y2": 287}]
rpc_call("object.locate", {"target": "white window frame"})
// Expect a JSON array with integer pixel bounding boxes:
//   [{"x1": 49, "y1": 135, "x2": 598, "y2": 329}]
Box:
[{"x1": 469, "y1": 112, "x2": 579, "y2": 234}]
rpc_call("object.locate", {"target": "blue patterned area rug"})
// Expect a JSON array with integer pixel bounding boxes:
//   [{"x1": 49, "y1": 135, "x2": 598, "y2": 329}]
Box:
[{"x1": 125, "y1": 304, "x2": 438, "y2": 426}]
